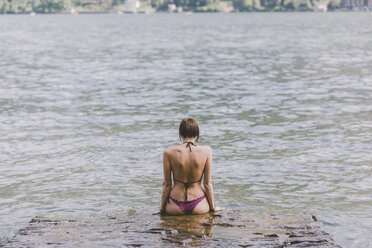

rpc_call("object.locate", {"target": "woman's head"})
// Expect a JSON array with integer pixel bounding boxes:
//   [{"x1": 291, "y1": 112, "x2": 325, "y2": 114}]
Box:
[{"x1": 179, "y1": 118, "x2": 199, "y2": 142}]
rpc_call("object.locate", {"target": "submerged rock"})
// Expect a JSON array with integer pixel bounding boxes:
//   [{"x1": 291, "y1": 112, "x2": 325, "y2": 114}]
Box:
[{"x1": 2, "y1": 209, "x2": 341, "y2": 247}]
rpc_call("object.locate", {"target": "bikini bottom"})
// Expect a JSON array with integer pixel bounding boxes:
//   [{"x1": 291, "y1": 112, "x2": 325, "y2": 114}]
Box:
[{"x1": 169, "y1": 195, "x2": 206, "y2": 215}]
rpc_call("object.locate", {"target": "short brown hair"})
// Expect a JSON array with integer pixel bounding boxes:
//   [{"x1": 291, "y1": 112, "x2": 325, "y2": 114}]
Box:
[{"x1": 179, "y1": 118, "x2": 199, "y2": 142}]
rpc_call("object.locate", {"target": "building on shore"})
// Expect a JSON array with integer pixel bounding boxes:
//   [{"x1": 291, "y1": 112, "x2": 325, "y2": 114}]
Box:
[
  {"x1": 219, "y1": 2, "x2": 234, "y2": 12},
  {"x1": 313, "y1": 2, "x2": 328, "y2": 12},
  {"x1": 167, "y1": 4, "x2": 183, "y2": 13},
  {"x1": 125, "y1": 0, "x2": 140, "y2": 13},
  {"x1": 168, "y1": 3, "x2": 177, "y2": 12}
]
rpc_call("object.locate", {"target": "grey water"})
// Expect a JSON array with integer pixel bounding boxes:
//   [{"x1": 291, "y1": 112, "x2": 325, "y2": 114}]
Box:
[{"x1": 0, "y1": 12, "x2": 371, "y2": 247}]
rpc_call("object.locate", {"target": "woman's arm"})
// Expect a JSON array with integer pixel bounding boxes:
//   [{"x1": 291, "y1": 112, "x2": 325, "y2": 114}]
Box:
[
  {"x1": 161, "y1": 149, "x2": 172, "y2": 212},
  {"x1": 203, "y1": 147, "x2": 214, "y2": 211}
]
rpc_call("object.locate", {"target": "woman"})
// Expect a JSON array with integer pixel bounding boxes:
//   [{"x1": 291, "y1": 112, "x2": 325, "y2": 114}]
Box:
[{"x1": 160, "y1": 118, "x2": 214, "y2": 215}]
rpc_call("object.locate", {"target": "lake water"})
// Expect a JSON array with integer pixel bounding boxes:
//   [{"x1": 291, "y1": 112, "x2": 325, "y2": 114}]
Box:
[{"x1": 0, "y1": 12, "x2": 371, "y2": 247}]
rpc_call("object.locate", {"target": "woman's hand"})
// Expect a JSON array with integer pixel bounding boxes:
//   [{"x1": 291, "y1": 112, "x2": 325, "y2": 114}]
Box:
[
  {"x1": 210, "y1": 206, "x2": 224, "y2": 212},
  {"x1": 153, "y1": 209, "x2": 166, "y2": 215},
  {"x1": 160, "y1": 208, "x2": 166, "y2": 215}
]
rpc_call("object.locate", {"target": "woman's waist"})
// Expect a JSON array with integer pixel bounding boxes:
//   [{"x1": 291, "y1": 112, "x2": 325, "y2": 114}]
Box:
[
  {"x1": 170, "y1": 185, "x2": 204, "y2": 196},
  {"x1": 173, "y1": 182, "x2": 203, "y2": 189}
]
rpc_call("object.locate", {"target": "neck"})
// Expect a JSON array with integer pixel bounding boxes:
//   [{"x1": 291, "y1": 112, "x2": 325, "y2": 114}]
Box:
[{"x1": 182, "y1": 138, "x2": 196, "y2": 143}]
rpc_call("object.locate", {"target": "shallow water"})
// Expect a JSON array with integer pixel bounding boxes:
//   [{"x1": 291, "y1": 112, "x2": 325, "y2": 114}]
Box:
[{"x1": 0, "y1": 12, "x2": 372, "y2": 247}]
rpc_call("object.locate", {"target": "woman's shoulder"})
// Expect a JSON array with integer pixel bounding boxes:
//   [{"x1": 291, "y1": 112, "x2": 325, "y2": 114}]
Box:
[
  {"x1": 197, "y1": 145, "x2": 212, "y2": 154},
  {"x1": 163, "y1": 145, "x2": 181, "y2": 155},
  {"x1": 197, "y1": 145, "x2": 211, "y2": 149}
]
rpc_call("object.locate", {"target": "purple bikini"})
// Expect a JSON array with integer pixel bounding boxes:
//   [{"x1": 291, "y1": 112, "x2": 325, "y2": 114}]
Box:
[
  {"x1": 169, "y1": 195, "x2": 206, "y2": 215},
  {"x1": 169, "y1": 141, "x2": 206, "y2": 215}
]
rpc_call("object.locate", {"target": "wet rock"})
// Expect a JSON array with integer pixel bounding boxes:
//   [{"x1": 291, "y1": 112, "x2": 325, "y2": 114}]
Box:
[
  {"x1": 2, "y1": 210, "x2": 341, "y2": 247},
  {"x1": 142, "y1": 228, "x2": 166, "y2": 234},
  {"x1": 312, "y1": 215, "x2": 318, "y2": 222},
  {"x1": 265, "y1": 234, "x2": 279, "y2": 238}
]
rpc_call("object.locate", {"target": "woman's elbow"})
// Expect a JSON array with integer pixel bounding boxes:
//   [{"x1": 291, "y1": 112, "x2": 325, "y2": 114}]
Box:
[{"x1": 203, "y1": 181, "x2": 213, "y2": 189}]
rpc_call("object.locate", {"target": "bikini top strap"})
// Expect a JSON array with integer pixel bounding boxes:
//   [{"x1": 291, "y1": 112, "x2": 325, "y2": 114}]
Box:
[
  {"x1": 190, "y1": 178, "x2": 203, "y2": 184},
  {"x1": 184, "y1": 141, "x2": 197, "y2": 152},
  {"x1": 174, "y1": 177, "x2": 203, "y2": 201},
  {"x1": 174, "y1": 178, "x2": 202, "y2": 186}
]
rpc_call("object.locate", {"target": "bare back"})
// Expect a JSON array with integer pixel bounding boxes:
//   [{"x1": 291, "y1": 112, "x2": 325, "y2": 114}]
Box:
[{"x1": 170, "y1": 145, "x2": 208, "y2": 183}]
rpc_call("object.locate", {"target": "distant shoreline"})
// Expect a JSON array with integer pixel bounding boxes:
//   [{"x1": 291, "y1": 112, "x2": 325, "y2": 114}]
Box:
[{"x1": 0, "y1": 9, "x2": 369, "y2": 15}]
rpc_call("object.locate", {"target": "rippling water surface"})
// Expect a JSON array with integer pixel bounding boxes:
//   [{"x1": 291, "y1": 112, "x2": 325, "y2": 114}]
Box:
[{"x1": 1, "y1": 13, "x2": 372, "y2": 247}]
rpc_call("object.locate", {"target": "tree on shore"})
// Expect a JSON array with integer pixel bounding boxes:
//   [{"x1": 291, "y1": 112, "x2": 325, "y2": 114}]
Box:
[
  {"x1": 232, "y1": 0, "x2": 262, "y2": 11},
  {"x1": 0, "y1": 0, "x2": 342, "y2": 13}
]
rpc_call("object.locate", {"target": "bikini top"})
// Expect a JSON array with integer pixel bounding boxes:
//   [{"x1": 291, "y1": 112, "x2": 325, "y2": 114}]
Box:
[{"x1": 173, "y1": 141, "x2": 202, "y2": 201}]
